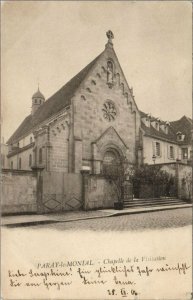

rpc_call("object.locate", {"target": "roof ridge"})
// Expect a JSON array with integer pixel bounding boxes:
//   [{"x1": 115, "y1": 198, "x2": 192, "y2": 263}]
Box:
[{"x1": 7, "y1": 51, "x2": 104, "y2": 144}]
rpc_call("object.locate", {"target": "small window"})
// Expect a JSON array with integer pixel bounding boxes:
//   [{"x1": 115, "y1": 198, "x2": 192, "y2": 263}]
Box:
[
  {"x1": 17, "y1": 142, "x2": 20, "y2": 148},
  {"x1": 30, "y1": 137, "x2": 33, "y2": 144},
  {"x1": 11, "y1": 161, "x2": 13, "y2": 169},
  {"x1": 29, "y1": 154, "x2": 32, "y2": 167},
  {"x1": 35, "y1": 99, "x2": 37, "y2": 104},
  {"x1": 19, "y1": 158, "x2": 21, "y2": 169},
  {"x1": 39, "y1": 148, "x2": 42, "y2": 164},
  {"x1": 182, "y1": 148, "x2": 188, "y2": 159},
  {"x1": 155, "y1": 142, "x2": 161, "y2": 157},
  {"x1": 169, "y1": 146, "x2": 174, "y2": 159}
]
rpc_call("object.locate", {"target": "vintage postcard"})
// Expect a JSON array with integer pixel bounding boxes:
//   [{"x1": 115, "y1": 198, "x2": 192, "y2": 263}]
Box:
[{"x1": 1, "y1": 1, "x2": 192, "y2": 299}]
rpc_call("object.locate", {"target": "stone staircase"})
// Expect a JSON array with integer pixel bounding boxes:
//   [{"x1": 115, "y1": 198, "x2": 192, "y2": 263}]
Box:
[{"x1": 123, "y1": 197, "x2": 189, "y2": 209}]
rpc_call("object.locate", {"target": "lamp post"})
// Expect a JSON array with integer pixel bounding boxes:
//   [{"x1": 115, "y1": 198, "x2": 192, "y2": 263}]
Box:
[{"x1": 152, "y1": 154, "x2": 156, "y2": 164}]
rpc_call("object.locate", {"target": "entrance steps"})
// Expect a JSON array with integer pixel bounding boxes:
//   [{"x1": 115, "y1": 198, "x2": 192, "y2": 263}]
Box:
[{"x1": 123, "y1": 197, "x2": 189, "y2": 209}]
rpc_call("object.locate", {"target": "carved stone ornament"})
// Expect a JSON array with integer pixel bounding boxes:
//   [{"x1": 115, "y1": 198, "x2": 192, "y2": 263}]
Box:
[{"x1": 102, "y1": 100, "x2": 117, "y2": 122}]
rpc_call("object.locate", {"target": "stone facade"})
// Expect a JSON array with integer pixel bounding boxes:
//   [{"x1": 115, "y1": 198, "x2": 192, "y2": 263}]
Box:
[
  {"x1": 72, "y1": 45, "x2": 140, "y2": 173},
  {"x1": 3, "y1": 32, "x2": 192, "y2": 212}
]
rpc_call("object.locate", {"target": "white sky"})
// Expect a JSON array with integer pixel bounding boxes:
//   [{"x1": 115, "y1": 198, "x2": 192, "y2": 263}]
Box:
[{"x1": 1, "y1": 1, "x2": 192, "y2": 141}]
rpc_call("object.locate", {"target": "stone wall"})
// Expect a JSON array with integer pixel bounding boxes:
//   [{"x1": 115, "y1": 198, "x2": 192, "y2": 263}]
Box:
[
  {"x1": 84, "y1": 175, "x2": 117, "y2": 210},
  {"x1": 38, "y1": 171, "x2": 83, "y2": 213},
  {"x1": 73, "y1": 46, "x2": 141, "y2": 172},
  {"x1": 178, "y1": 163, "x2": 192, "y2": 200},
  {"x1": 1, "y1": 169, "x2": 83, "y2": 214},
  {"x1": 161, "y1": 163, "x2": 192, "y2": 200},
  {"x1": 1, "y1": 169, "x2": 37, "y2": 214}
]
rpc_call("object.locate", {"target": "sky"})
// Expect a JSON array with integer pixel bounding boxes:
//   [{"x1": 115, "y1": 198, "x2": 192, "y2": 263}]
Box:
[{"x1": 1, "y1": 1, "x2": 192, "y2": 141}]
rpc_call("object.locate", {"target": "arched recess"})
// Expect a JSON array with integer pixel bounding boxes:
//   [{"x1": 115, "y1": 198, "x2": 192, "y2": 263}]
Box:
[
  {"x1": 92, "y1": 127, "x2": 129, "y2": 175},
  {"x1": 101, "y1": 145, "x2": 123, "y2": 176},
  {"x1": 120, "y1": 83, "x2": 124, "y2": 94},
  {"x1": 116, "y1": 73, "x2": 120, "y2": 85}
]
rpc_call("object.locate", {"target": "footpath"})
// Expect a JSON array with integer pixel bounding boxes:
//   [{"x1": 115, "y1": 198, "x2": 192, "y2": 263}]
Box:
[{"x1": 1, "y1": 202, "x2": 192, "y2": 227}]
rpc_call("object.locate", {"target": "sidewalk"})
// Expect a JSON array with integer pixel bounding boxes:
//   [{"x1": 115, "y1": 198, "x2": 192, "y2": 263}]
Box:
[
  {"x1": 1, "y1": 202, "x2": 192, "y2": 227},
  {"x1": 1, "y1": 210, "x2": 112, "y2": 227}
]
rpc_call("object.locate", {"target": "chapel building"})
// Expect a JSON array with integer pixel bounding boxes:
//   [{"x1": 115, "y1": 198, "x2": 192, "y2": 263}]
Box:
[{"x1": 6, "y1": 31, "x2": 192, "y2": 174}]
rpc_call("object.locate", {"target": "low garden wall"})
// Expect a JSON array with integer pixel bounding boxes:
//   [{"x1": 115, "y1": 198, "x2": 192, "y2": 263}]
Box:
[{"x1": 1, "y1": 169, "x2": 37, "y2": 214}]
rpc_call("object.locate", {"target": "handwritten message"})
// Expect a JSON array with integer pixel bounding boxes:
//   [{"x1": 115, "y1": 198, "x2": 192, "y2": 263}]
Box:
[{"x1": 7, "y1": 256, "x2": 191, "y2": 298}]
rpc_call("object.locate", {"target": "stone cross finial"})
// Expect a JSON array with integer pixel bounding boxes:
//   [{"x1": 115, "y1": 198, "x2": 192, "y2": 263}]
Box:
[{"x1": 106, "y1": 30, "x2": 114, "y2": 44}]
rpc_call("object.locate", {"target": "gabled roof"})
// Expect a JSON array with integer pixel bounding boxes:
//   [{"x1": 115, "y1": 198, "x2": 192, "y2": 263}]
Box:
[
  {"x1": 140, "y1": 111, "x2": 192, "y2": 144},
  {"x1": 141, "y1": 122, "x2": 177, "y2": 143},
  {"x1": 7, "y1": 52, "x2": 103, "y2": 144},
  {"x1": 170, "y1": 116, "x2": 192, "y2": 144}
]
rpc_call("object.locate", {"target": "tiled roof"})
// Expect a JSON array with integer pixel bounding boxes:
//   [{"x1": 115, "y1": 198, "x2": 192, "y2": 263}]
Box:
[
  {"x1": 170, "y1": 116, "x2": 192, "y2": 144},
  {"x1": 7, "y1": 52, "x2": 102, "y2": 144},
  {"x1": 140, "y1": 111, "x2": 192, "y2": 144},
  {"x1": 141, "y1": 122, "x2": 177, "y2": 143}
]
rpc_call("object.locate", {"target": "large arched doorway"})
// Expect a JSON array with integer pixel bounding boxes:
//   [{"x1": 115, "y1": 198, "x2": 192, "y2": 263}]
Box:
[{"x1": 102, "y1": 148, "x2": 122, "y2": 177}]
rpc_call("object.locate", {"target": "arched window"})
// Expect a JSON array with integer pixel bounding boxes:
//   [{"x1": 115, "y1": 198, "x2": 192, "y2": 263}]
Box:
[
  {"x1": 11, "y1": 161, "x2": 13, "y2": 169},
  {"x1": 19, "y1": 158, "x2": 22, "y2": 169},
  {"x1": 30, "y1": 137, "x2": 33, "y2": 144},
  {"x1": 29, "y1": 154, "x2": 32, "y2": 167},
  {"x1": 39, "y1": 148, "x2": 42, "y2": 164}
]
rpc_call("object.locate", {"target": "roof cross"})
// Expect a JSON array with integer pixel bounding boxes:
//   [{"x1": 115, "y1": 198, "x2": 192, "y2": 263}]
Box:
[{"x1": 106, "y1": 30, "x2": 114, "y2": 43}]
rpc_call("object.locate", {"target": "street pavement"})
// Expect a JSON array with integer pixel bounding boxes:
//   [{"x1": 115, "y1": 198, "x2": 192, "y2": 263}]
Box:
[
  {"x1": 2, "y1": 202, "x2": 192, "y2": 227},
  {"x1": 27, "y1": 207, "x2": 192, "y2": 231}
]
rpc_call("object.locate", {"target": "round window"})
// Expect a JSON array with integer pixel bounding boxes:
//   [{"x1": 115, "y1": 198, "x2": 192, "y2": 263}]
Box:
[{"x1": 102, "y1": 100, "x2": 117, "y2": 121}]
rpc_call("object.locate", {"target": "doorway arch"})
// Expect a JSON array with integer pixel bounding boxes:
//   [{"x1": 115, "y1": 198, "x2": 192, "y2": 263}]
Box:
[{"x1": 102, "y1": 147, "x2": 122, "y2": 176}]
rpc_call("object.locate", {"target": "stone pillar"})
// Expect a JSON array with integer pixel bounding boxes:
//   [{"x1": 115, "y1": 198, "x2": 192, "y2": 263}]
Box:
[
  {"x1": 31, "y1": 166, "x2": 44, "y2": 213},
  {"x1": 81, "y1": 167, "x2": 90, "y2": 211},
  {"x1": 74, "y1": 138, "x2": 83, "y2": 173},
  {"x1": 91, "y1": 143, "x2": 101, "y2": 174}
]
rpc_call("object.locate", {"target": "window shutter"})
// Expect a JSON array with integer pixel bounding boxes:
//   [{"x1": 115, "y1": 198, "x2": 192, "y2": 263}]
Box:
[
  {"x1": 167, "y1": 145, "x2": 170, "y2": 159},
  {"x1": 152, "y1": 141, "x2": 156, "y2": 156},
  {"x1": 159, "y1": 143, "x2": 162, "y2": 157},
  {"x1": 173, "y1": 147, "x2": 175, "y2": 160}
]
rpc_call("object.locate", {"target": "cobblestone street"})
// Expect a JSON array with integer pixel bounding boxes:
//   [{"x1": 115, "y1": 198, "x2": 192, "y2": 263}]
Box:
[{"x1": 30, "y1": 207, "x2": 192, "y2": 231}]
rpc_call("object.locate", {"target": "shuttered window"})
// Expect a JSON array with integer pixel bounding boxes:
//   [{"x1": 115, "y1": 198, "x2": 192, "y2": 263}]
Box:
[
  {"x1": 169, "y1": 146, "x2": 174, "y2": 159},
  {"x1": 155, "y1": 142, "x2": 161, "y2": 156}
]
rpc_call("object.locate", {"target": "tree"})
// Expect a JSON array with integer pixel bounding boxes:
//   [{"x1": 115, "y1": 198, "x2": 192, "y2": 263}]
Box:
[
  {"x1": 104, "y1": 158, "x2": 133, "y2": 205},
  {"x1": 129, "y1": 165, "x2": 175, "y2": 198}
]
